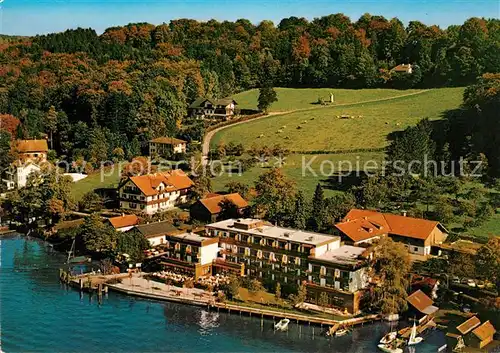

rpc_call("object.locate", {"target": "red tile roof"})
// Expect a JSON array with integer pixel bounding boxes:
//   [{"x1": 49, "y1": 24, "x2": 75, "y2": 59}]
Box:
[
  {"x1": 199, "y1": 193, "x2": 249, "y2": 214},
  {"x1": 406, "y1": 290, "x2": 434, "y2": 313},
  {"x1": 16, "y1": 139, "x2": 48, "y2": 153},
  {"x1": 472, "y1": 321, "x2": 496, "y2": 341},
  {"x1": 384, "y1": 214, "x2": 439, "y2": 240},
  {"x1": 150, "y1": 137, "x2": 186, "y2": 145},
  {"x1": 336, "y1": 209, "x2": 443, "y2": 242},
  {"x1": 108, "y1": 214, "x2": 139, "y2": 229},
  {"x1": 457, "y1": 316, "x2": 481, "y2": 335},
  {"x1": 127, "y1": 170, "x2": 194, "y2": 197}
]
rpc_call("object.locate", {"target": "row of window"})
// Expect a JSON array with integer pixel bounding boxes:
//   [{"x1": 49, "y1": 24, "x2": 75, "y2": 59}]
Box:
[
  {"x1": 213, "y1": 230, "x2": 307, "y2": 253},
  {"x1": 220, "y1": 244, "x2": 303, "y2": 265}
]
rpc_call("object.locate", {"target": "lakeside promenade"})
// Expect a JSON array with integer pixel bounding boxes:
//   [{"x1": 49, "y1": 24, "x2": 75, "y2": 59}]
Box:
[{"x1": 102, "y1": 273, "x2": 382, "y2": 328}]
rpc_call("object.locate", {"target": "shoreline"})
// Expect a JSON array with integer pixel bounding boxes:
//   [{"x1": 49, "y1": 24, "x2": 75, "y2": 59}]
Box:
[{"x1": 104, "y1": 274, "x2": 382, "y2": 329}]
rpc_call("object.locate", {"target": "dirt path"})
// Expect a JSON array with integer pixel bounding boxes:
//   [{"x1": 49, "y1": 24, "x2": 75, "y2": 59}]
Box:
[{"x1": 202, "y1": 89, "x2": 429, "y2": 157}]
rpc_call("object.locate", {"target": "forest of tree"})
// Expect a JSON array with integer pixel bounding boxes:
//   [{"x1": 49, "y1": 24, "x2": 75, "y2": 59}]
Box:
[
  {"x1": 0, "y1": 15, "x2": 498, "y2": 166},
  {"x1": 0, "y1": 14, "x2": 500, "y2": 168}
]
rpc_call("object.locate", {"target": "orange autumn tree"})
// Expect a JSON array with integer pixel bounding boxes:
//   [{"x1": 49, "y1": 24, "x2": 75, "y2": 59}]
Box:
[{"x1": 0, "y1": 114, "x2": 20, "y2": 137}]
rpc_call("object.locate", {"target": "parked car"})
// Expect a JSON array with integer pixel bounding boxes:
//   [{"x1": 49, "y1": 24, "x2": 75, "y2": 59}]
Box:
[
  {"x1": 452, "y1": 276, "x2": 460, "y2": 284},
  {"x1": 467, "y1": 279, "x2": 476, "y2": 288},
  {"x1": 476, "y1": 281, "x2": 485, "y2": 289}
]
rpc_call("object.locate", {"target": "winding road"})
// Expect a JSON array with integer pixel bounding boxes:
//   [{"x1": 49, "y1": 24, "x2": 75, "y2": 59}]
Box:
[{"x1": 202, "y1": 89, "x2": 430, "y2": 158}]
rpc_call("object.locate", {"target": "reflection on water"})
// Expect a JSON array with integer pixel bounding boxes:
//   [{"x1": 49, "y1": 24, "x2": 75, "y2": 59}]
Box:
[{"x1": 1, "y1": 236, "x2": 446, "y2": 353}]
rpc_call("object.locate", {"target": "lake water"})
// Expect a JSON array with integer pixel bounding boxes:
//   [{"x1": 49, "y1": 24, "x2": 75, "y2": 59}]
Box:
[{"x1": 0, "y1": 236, "x2": 446, "y2": 352}]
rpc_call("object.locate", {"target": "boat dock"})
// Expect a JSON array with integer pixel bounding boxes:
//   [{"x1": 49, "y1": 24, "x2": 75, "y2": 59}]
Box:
[
  {"x1": 59, "y1": 269, "x2": 128, "y2": 294},
  {"x1": 398, "y1": 319, "x2": 436, "y2": 338},
  {"x1": 61, "y1": 270, "x2": 382, "y2": 329},
  {"x1": 211, "y1": 302, "x2": 381, "y2": 328}
]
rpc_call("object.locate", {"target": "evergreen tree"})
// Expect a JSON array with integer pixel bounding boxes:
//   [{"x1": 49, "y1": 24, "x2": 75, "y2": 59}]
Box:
[
  {"x1": 292, "y1": 191, "x2": 310, "y2": 230},
  {"x1": 45, "y1": 106, "x2": 57, "y2": 150},
  {"x1": 310, "y1": 183, "x2": 325, "y2": 231}
]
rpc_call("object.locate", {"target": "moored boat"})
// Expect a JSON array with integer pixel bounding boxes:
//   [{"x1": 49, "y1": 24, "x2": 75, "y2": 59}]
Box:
[
  {"x1": 335, "y1": 328, "x2": 349, "y2": 337},
  {"x1": 407, "y1": 322, "x2": 423, "y2": 345},
  {"x1": 377, "y1": 343, "x2": 403, "y2": 353},
  {"x1": 274, "y1": 318, "x2": 290, "y2": 331},
  {"x1": 379, "y1": 331, "x2": 397, "y2": 344}
]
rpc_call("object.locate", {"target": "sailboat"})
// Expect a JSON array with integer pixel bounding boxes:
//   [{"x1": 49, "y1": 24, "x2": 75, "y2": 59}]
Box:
[{"x1": 407, "y1": 321, "x2": 423, "y2": 345}]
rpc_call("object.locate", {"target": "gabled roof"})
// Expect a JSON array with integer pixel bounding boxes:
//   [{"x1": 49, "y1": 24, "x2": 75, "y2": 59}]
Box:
[
  {"x1": 336, "y1": 209, "x2": 445, "y2": 243},
  {"x1": 16, "y1": 139, "x2": 48, "y2": 153},
  {"x1": 335, "y1": 209, "x2": 389, "y2": 242},
  {"x1": 126, "y1": 170, "x2": 194, "y2": 197},
  {"x1": 189, "y1": 97, "x2": 237, "y2": 109},
  {"x1": 198, "y1": 193, "x2": 249, "y2": 215},
  {"x1": 150, "y1": 137, "x2": 186, "y2": 145},
  {"x1": 472, "y1": 321, "x2": 496, "y2": 341},
  {"x1": 457, "y1": 316, "x2": 481, "y2": 335},
  {"x1": 189, "y1": 97, "x2": 211, "y2": 109},
  {"x1": 108, "y1": 214, "x2": 139, "y2": 229},
  {"x1": 384, "y1": 214, "x2": 440, "y2": 240},
  {"x1": 406, "y1": 290, "x2": 437, "y2": 314}
]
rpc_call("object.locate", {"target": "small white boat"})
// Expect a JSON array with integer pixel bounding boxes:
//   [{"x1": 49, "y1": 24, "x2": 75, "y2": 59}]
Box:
[
  {"x1": 274, "y1": 318, "x2": 290, "y2": 331},
  {"x1": 380, "y1": 331, "x2": 397, "y2": 344},
  {"x1": 377, "y1": 343, "x2": 403, "y2": 353},
  {"x1": 335, "y1": 328, "x2": 349, "y2": 337},
  {"x1": 408, "y1": 322, "x2": 423, "y2": 345}
]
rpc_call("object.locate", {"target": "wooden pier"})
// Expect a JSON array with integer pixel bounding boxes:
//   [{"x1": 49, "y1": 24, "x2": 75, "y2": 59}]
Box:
[
  {"x1": 210, "y1": 302, "x2": 381, "y2": 328},
  {"x1": 59, "y1": 269, "x2": 127, "y2": 295}
]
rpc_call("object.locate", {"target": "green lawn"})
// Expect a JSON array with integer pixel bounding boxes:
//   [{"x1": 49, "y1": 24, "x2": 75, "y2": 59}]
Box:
[
  {"x1": 211, "y1": 152, "x2": 384, "y2": 197},
  {"x1": 233, "y1": 87, "x2": 423, "y2": 112},
  {"x1": 466, "y1": 213, "x2": 500, "y2": 240},
  {"x1": 214, "y1": 87, "x2": 464, "y2": 152},
  {"x1": 70, "y1": 167, "x2": 122, "y2": 201}
]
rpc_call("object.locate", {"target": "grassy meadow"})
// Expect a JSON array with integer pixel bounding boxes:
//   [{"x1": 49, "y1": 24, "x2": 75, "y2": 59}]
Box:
[
  {"x1": 233, "y1": 87, "x2": 423, "y2": 112},
  {"x1": 70, "y1": 167, "x2": 121, "y2": 202},
  {"x1": 211, "y1": 152, "x2": 384, "y2": 197},
  {"x1": 214, "y1": 87, "x2": 464, "y2": 152}
]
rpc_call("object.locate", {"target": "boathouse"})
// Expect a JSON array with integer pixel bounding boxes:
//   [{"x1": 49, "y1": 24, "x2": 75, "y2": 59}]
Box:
[{"x1": 406, "y1": 289, "x2": 438, "y2": 324}]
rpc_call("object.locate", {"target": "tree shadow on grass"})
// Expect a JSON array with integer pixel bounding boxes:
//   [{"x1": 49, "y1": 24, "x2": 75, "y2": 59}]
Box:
[{"x1": 320, "y1": 171, "x2": 370, "y2": 192}]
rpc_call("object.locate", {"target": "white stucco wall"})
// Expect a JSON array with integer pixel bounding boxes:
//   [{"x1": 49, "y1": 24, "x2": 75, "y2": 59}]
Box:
[
  {"x1": 148, "y1": 235, "x2": 165, "y2": 247},
  {"x1": 199, "y1": 242, "x2": 219, "y2": 265},
  {"x1": 16, "y1": 164, "x2": 41, "y2": 188}
]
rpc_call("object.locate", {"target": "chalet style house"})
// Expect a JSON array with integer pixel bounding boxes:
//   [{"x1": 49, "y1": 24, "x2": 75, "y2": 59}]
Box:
[
  {"x1": 16, "y1": 139, "x2": 49, "y2": 162},
  {"x1": 188, "y1": 97, "x2": 237, "y2": 120},
  {"x1": 118, "y1": 170, "x2": 194, "y2": 214},
  {"x1": 190, "y1": 193, "x2": 249, "y2": 223},
  {"x1": 335, "y1": 209, "x2": 448, "y2": 255},
  {"x1": 149, "y1": 137, "x2": 187, "y2": 156},
  {"x1": 205, "y1": 218, "x2": 371, "y2": 314}
]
